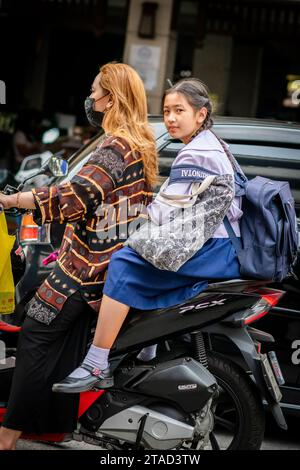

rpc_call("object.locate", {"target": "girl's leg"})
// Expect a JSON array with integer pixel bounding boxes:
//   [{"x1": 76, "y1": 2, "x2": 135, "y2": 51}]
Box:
[
  {"x1": 54, "y1": 295, "x2": 157, "y2": 391},
  {"x1": 93, "y1": 295, "x2": 130, "y2": 348},
  {"x1": 79, "y1": 295, "x2": 157, "y2": 370},
  {"x1": 0, "y1": 427, "x2": 22, "y2": 450},
  {"x1": 62, "y1": 295, "x2": 130, "y2": 380}
]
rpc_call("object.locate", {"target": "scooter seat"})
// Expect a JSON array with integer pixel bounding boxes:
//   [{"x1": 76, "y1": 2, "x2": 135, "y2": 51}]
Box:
[
  {"x1": 207, "y1": 278, "x2": 272, "y2": 292},
  {"x1": 0, "y1": 321, "x2": 21, "y2": 333}
]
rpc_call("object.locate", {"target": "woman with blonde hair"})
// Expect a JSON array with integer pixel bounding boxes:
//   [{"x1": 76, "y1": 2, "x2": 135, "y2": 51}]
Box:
[{"x1": 0, "y1": 62, "x2": 157, "y2": 450}]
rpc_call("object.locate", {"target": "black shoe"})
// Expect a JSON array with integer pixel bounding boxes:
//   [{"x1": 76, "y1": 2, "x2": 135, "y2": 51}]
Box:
[{"x1": 52, "y1": 364, "x2": 114, "y2": 394}]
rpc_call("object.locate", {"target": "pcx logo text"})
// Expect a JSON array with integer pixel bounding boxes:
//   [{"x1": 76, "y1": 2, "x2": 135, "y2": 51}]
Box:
[{"x1": 179, "y1": 298, "x2": 227, "y2": 314}]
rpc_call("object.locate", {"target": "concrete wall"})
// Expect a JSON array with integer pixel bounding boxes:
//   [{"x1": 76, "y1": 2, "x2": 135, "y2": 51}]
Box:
[
  {"x1": 23, "y1": 32, "x2": 49, "y2": 110},
  {"x1": 226, "y1": 43, "x2": 263, "y2": 117},
  {"x1": 193, "y1": 34, "x2": 233, "y2": 115},
  {"x1": 123, "y1": 0, "x2": 176, "y2": 114}
]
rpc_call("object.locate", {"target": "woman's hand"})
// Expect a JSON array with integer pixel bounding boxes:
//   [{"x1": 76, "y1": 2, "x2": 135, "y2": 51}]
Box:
[
  {"x1": 0, "y1": 191, "x2": 36, "y2": 211},
  {"x1": 0, "y1": 193, "x2": 16, "y2": 211}
]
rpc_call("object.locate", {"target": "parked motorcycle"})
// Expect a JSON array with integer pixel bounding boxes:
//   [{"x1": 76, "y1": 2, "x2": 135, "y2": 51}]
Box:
[{"x1": 0, "y1": 163, "x2": 288, "y2": 450}]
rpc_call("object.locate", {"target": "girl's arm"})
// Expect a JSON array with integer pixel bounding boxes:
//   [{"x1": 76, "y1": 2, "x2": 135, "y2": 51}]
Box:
[{"x1": 148, "y1": 146, "x2": 235, "y2": 226}]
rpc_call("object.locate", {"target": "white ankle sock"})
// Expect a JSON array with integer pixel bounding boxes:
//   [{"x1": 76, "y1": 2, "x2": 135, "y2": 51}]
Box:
[{"x1": 68, "y1": 344, "x2": 110, "y2": 379}]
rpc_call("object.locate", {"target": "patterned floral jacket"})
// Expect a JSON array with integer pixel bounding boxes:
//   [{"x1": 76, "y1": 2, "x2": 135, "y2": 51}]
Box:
[{"x1": 27, "y1": 135, "x2": 152, "y2": 324}]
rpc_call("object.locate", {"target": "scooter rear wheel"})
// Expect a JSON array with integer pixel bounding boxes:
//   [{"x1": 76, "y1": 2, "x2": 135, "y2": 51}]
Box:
[{"x1": 206, "y1": 352, "x2": 265, "y2": 450}]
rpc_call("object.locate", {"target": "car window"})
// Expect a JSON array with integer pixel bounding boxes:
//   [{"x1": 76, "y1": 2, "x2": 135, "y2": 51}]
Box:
[
  {"x1": 156, "y1": 139, "x2": 300, "y2": 210},
  {"x1": 214, "y1": 123, "x2": 300, "y2": 146},
  {"x1": 23, "y1": 157, "x2": 42, "y2": 171},
  {"x1": 228, "y1": 143, "x2": 300, "y2": 163},
  {"x1": 159, "y1": 140, "x2": 184, "y2": 173},
  {"x1": 157, "y1": 139, "x2": 300, "y2": 174},
  {"x1": 229, "y1": 144, "x2": 300, "y2": 211},
  {"x1": 150, "y1": 120, "x2": 168, "y2": 140}
]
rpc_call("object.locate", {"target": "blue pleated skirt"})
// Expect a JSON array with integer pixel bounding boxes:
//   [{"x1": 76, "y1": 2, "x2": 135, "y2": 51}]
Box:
[{"x1": 103, "y1": 238, "x2": 241, "y2": 310}]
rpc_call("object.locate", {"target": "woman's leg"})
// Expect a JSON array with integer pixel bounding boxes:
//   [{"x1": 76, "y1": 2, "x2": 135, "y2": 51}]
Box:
[{"x1": 0, "y1": 292, "x2": 90, "y2": 449}]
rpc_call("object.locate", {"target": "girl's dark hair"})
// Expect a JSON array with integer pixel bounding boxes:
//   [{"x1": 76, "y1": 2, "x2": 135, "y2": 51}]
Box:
[{"x1": 163, "y1": 78, "x2": 213, "y2": 130}]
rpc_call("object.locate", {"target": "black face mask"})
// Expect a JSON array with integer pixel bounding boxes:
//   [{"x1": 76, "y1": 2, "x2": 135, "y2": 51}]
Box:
[{"x1": 84, "y1": 95, "x2": 108, "y2": 128}]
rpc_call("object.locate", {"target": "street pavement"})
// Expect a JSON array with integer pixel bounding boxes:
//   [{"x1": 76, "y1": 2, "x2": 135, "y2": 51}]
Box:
[
  {"x1": 15, "y1": 437, "x2": 300, "y2": 451},
  {"x1": 14, "y1": 416, "x2": 300, "y2": 451}
]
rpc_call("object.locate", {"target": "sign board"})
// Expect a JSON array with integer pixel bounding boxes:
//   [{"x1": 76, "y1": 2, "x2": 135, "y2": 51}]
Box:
[{"x1": 129, "y1": 45, "x2": 161, "y2": 91}]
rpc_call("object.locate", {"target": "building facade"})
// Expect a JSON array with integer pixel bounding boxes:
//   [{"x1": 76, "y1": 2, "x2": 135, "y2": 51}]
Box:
[{"x1": 1, "y1": 0, "x2": 300, "y2": 122}]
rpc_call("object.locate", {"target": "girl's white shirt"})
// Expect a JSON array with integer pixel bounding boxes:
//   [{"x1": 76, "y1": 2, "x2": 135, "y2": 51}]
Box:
[{"x1": 148, "y1": 129, "x2": 243, "y2": 237}]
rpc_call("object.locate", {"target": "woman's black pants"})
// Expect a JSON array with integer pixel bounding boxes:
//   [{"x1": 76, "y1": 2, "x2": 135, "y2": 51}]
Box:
[{"x1": 2, "y1": 291, "x2": 95, "y2": 434}]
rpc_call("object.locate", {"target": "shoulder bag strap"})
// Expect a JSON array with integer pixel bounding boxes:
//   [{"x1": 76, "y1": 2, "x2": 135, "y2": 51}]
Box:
[{"x1": 155, "y1": 175, "x2": 216, "y2": 209}]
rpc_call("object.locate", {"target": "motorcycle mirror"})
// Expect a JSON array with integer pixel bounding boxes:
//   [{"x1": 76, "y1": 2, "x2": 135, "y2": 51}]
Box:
[
  {"x1": 45, "y1": 155, "x2": 68, "y2": 177},
  {"x1": 17, "y1": 155, "x2": 68, "y2": 191}
]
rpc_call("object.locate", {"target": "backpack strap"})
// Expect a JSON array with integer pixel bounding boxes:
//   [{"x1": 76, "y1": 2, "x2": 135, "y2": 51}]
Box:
[
  {"x1": 223, "y1": 216, "x2": 243, "y2": 255},
  {"x1": 210, "y1": 130, "x2": 247, "y2": 197},
  {"x1": 210, "y1": 130, "x2": 245, "y2": 251}
]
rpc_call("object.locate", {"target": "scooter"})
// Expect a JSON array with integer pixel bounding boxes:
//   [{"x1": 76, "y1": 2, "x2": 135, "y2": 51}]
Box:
[
  {"x1": 0, "y1": 161, "x2": 288, "y2": 450},
  {"x1": 0, "y1": 279, "x2": 287, "y2": 449}
]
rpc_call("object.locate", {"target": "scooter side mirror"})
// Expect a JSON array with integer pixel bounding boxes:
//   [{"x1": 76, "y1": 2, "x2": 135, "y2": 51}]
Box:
[
  {"x1": 16, "y1": 154, "x2": 69, "y2": 191},
  {"x1": 45, "y1": 155, "x2": 68, "y2": 177}
]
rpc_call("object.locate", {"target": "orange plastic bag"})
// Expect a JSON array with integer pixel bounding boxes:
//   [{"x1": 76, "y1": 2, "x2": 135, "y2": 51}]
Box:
[{"x1": 0, "y1": 212, "x2": 15, "y2": 314}]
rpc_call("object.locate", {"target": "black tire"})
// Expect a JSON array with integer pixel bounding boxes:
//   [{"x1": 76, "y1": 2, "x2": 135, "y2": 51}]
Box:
[{"x1": 207, "y1": 352, "x2": 265, "y2": 450}]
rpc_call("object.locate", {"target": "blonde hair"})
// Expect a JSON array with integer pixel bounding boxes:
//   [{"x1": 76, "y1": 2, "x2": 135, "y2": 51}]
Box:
[{"x1": 99, "y1": 62, "x2": 158, "y2": 188}]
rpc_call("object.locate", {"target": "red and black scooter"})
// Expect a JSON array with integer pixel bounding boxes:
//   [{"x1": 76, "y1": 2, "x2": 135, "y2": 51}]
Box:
[{"x1": 0, "y1": 279, "x2": 287, "y2": 450}]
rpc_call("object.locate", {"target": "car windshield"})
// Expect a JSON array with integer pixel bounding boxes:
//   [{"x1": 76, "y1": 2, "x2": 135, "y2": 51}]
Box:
[{"x1": 66, "y1": 152, "x2": 93, "y2": 182}]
